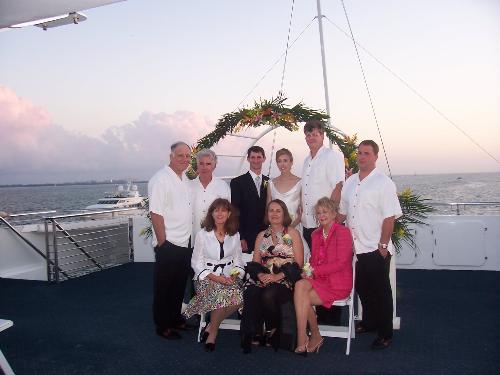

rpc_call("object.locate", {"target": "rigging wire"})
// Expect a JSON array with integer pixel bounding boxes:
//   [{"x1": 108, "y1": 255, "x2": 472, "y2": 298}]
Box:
[
  {"x1": 324, "y1": 15, "x2": 500, "y2": 166},
  {"x1": 235, "y1": 16, "x2": 315, "y2": 109},
  {"x1": 339, "y1": 0, "x2": 393, "y2": 177},
  {"x1": 267, "y1": 0, "x2": 296, "y2": 177},
  {"x1": 279, "y1": 0, "x2": 295, "y2": 97}
]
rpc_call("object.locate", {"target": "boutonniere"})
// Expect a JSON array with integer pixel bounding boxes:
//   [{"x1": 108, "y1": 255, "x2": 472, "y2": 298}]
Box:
[
  {"x1": 282, "y1": 233, "x2": 292, "y2": 246},
  {"x1": 303, "y1": 262, "x2": 314, "y2": 277},
  {"x1": 263, "y1": 179, "x2": 268, "y2": 189}
]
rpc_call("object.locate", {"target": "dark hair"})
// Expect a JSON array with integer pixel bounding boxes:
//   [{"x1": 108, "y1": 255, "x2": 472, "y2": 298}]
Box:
[
  {"x1": 247, "y1": 145, "x2": 266, "y2": 158},
  {"x1": 358, "y1": 139, "x2": 379, "y2": 155},
  {"x1": 201, "y1": 198, "x2": 239, "y2": 235},
  {"x1": 275, "y1": 148, "x2": 293, "y2": 162},
  {"x1": 303, "y1": 120, "x2": 325, "y2": 134},
  {"x1": 264, "y1": 199, "x2": 292, "y2": 227}
]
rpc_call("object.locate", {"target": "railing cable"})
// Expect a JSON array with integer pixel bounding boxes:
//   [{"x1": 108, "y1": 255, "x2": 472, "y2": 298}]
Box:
[
  {"x1": 339, "y1": 0, "x2": 392, "y2": 177},
  {"x1": 235, "y1": 17, "x2": 316, "y2": 109},
  {"x1": 324, "y1": 14, "x2": 500, "y2": 166}
]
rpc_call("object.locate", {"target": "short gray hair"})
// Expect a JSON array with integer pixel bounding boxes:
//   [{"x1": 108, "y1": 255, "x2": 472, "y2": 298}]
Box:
[
  {"x1": 170, "y1": 141, "x2": 190, "y2": 153},
  {"x1": 196, "y1": 148, "x2": 217, "y2": 165}
]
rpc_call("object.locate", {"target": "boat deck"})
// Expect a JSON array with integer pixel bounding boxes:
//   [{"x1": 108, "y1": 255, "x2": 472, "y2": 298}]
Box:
[{"x1": 0, "y1": 264, "x2": 498, "y2": 374}]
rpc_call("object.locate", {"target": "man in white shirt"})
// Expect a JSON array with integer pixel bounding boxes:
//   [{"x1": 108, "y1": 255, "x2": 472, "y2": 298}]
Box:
[
  {"x1": 301, "y1": 120, "x2": 345, "y2": 325},
  {"x1": 190, "y1": 149, "x2": 231, "y2": 243},
  {"x1": 148, "y1": 141, "x2": 193, "y2": 340},
  {"x1": 338, "y1": 140, "x2": 402, "y2": 350},
  {"x1": 301, "y1": 120, "x2": 345, "y2": 249}
]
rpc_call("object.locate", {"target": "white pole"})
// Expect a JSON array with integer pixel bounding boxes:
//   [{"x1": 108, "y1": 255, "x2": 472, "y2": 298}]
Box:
[{"x1": 316, "y1": 0, "x2": 346, "y2": 143}]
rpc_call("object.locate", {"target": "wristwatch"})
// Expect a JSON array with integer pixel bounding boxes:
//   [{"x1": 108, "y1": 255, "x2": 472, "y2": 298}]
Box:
[{"x1": 378, "y1": 243, "x2": 388, "y2": 249}]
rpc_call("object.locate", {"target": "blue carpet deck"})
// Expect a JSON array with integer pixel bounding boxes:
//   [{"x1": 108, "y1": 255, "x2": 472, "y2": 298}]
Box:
[{"x1": 1, "y1": 264, "x2": 499, "y2": 375}]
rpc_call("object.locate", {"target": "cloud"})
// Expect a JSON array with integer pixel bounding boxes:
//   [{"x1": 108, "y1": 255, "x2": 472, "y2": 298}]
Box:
[{"x1": 0, "y1": 86, "x2": 214, "y2": 184}]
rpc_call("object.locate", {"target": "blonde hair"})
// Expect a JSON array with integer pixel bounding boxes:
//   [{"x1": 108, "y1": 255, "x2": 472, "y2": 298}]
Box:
[
  {"x1": 314, "y1": 197, "x2": 338, "y2": 214},
  {"x1": 275, "y1": 148, "x2": 293, "y2": 162}
]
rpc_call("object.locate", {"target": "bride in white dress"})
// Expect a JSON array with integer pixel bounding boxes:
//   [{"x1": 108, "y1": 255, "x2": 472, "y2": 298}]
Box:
[{"x1": 266, "y1": 148, "x2": 302, "y2": 226}]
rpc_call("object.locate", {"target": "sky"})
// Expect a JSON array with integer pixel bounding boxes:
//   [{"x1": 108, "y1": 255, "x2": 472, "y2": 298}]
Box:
[{"x1": 0, "y1": 0, "x2": 499, "y2": 184}]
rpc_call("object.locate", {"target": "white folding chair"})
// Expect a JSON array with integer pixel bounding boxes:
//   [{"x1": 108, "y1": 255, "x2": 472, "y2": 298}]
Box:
[
  {"x1": 0, "y1": 319, "x2": 15, "y2": 375},
  {"x1": 318, "y1": 257, "x2": 356, "y2": 355}
]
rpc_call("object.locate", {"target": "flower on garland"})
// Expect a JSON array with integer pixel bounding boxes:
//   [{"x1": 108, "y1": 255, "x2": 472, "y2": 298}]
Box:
[{"x1": 138, "y1": 96, "x2": 431, "y2": 256}]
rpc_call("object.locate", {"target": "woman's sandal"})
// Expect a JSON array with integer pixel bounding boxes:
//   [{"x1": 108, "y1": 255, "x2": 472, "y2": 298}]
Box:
[
  {"x1": 307, "y1": 337, "x2": 324, "y2": 353},
  {"x1": 294, "y1": 339, "x2": 309, "y2": 357}
]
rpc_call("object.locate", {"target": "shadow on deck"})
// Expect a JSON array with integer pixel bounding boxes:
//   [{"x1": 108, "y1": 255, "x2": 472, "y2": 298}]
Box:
[{"x1": 1, "y1": 264, "x2": 499, "y2": 374}]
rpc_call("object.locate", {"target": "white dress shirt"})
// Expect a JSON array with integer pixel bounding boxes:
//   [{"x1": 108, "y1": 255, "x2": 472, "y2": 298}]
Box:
[
  {"x1": 339, "y1": 168, "x2": 402, "y2": 255},
  {"x1": 190, "y1": 176, "x2": 231, "y2": 243},
  {"x1": 191, "y1": 230, "x2": 245, "y2": 280},
  {"x1": 148, "y1": 165, "x2": 192, "y2": 247},
  {"x1": 248, "y1": 169, "x2": 263, "y2": 195},
  {"x1": 301, "y1": 145, "x2": 345, "y2": 228}
]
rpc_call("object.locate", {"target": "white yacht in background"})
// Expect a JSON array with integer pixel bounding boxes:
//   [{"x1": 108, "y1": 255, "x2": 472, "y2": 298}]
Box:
[{"x1": 85, "y1": 182, "x2": 145, "y2": 211}]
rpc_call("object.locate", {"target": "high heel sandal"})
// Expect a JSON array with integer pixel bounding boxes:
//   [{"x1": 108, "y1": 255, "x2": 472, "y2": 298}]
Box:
[
  {"x1": 294, "y1": 339, "x2": 309, "y2": 357},
  {"x1": 204, "y1": 342, "x2": 216, "y2": 352},
  {"x1": 307, "y1": 337, "x2": 324, "y2": 353},
  {"x1": 265, "y1": 329, "x2": 280, "y2": 352}
]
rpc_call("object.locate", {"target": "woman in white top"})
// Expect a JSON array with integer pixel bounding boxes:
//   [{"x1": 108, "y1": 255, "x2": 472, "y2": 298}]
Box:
[
  {"x1": 183, "y1": 198, "x2": 245, "y2": 352},
  {"x1": 266, "y1": 148, "x2": 302, "y2": 228}
]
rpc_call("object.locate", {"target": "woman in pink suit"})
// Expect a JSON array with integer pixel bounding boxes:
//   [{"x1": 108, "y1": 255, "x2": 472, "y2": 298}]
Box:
[{"x1": 293, "y1": 197, "x2": 353, "y2": 355}]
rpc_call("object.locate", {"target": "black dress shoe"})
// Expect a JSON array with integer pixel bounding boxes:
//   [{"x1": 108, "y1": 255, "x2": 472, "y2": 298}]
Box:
[
  {"x1": 204, "y1": 342, "x2": 216, "y2": 352},
  {"x1": 241, "y1": 335, "x2": 252, "y2": 354},
  {"x1": 156, "y1": 328, "x2": 182, "y2": 340},
  {"x1": 355, "y1": 323, "x2": 372, "y2": 334},
  {"x1": 371, "y1": 337, "x2": 392, "y2": 350},
  {"x1": 176, "y1": 322, "x2": 197, "y2": 331}
]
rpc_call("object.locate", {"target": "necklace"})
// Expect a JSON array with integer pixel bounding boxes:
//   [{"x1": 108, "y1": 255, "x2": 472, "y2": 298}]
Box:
[{"x1": 322, "y1": 227, "x2": 328, "y2": 239}]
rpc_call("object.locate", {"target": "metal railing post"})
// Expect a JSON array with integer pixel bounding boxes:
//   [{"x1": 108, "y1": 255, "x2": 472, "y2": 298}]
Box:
[
  {"x1": 52, "y1": 220, "x2": 59, "y2": 282},
  {"x1": 44, "y1": 220, "x2": 51, "y2": 281},
  {"x1": 128, "y1": 217, "x2": 134, "y2": 262}
]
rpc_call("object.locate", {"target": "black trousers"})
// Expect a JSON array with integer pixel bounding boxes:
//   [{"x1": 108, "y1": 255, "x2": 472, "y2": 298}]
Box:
[
  {"x1": 153, "y1": 241, "x2": 193, "y2": 331},
  {"x1": 356, "y1": 250, "x2": 393, "y2": 339},
  {"x1": 241, "y1": 283, "x2": 292, "y2": 335},
  {"x1": 303, "y1": 227, "x2": 341, "y2": 325}
]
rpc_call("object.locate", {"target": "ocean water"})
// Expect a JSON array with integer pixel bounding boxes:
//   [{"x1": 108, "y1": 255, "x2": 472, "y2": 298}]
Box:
[{"x1": 1, "y1": 173, "x2": 499, "y2": 215}]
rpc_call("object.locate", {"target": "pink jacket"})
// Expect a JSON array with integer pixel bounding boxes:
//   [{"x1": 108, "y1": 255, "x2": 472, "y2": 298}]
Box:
[{"x1": 310, "y1": 223, "x2": 353, "y2": 295}]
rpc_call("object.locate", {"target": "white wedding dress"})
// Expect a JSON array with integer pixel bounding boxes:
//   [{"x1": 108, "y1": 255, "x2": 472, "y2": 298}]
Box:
[
  {"x1": 269, "y1": 179, "x2": 310, "y2": 261},
  {"x1": 269, "y1": 179, "x2": 301, "y2": 222}
]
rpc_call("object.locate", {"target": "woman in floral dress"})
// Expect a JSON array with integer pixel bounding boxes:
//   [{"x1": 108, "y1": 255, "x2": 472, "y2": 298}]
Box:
[
  {"x1": 183, "y1": 198, "x2": 245, "y2": 352},
  {"x1": 240, "y1": 199, "x2": 304, "y2": 353}
]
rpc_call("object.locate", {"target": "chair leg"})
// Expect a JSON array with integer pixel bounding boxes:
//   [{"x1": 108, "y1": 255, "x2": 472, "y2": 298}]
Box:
[
  {"x1": 346, "y1": 301, "x2": 355, "y2": 355},
  {"x1": 197, "y1": 313, "x2": 206, "y2": 343},
  {"x1": 0, "y1": 349, "x2": 15, "y2": 375}
]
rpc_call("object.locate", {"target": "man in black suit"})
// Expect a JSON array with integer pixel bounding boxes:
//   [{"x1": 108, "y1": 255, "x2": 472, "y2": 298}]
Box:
[{"x1": 230, "y1": 146, "x2": 269, "y2": 254}]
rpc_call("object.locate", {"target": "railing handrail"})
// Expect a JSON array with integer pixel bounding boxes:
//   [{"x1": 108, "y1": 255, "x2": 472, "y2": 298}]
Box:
[
  {"x1": 44, "y1": 207, "x2": 144, "y2": 220},
  {"x1": 4, "y1": 210, "x2": 57, "y2": 218},
  {"x1": 429, "y1": 202, "x2": 500, "y2": 206}
]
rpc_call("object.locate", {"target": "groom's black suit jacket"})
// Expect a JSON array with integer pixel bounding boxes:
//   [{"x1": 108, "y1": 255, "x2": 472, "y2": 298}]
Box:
[{"x1": 230, "y1": 172, "x2": 269, "y2": 254}]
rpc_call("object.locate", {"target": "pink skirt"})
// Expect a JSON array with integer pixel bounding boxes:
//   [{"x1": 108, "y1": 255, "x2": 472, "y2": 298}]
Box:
[{"x1": 309, "y1": 277, "x2": 350, "y2": 308}]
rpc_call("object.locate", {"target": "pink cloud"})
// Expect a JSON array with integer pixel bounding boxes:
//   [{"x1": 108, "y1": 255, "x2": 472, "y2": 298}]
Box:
[{"x1": 0, "y1": 86, "x2": 214, "y2": 184}]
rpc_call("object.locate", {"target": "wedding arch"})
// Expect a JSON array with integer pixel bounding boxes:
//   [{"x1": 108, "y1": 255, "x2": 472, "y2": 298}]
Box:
[{"x1": 188, "y1": 97, "x2": 432, "y2": 252}]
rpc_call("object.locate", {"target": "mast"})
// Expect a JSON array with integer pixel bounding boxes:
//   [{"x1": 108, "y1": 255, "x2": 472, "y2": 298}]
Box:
[{"x1": 316, "y1": 0, "x2": 344, "y2": 145}]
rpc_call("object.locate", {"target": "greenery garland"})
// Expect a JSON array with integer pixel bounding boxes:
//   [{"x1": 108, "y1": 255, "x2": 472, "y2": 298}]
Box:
[{"x1": 145, "y1": 97, "x2": 433, "y2": 253}]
